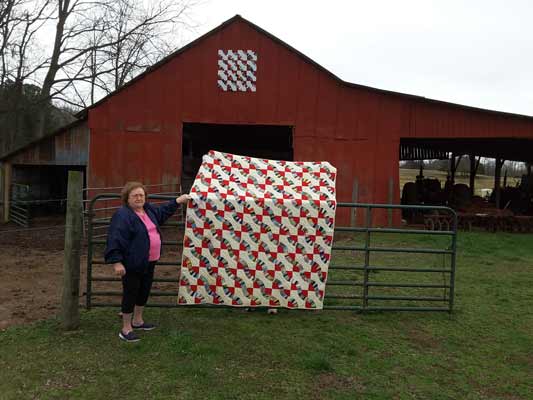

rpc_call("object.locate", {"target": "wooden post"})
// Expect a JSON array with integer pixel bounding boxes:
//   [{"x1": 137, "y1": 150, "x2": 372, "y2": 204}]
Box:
[
  {"x1": 2, "y1": 162, "x2": 12, "y2": 223},
  {"x1": 0, "y1": 165, "x2": 3, "y2": 222},
  {"x1": 351, "y1": 178, "x2": 358, "y2": 227},
  {"x1": 450, "y1": 153, "x2": 462, "y2": 184},
  {"x1": 449, "y1": 153, "x2": 455, "y2": 183},
  {"x1": 469, "y1": 154, "x2": 475, "y2": 197},
  {"x1": 469, "y1": 155, "x2": 481, "y2": 197},
  {"x1": 494, "y1": 158, "x2": 504, "y2": 209},
  {"x1": 61, "y1": 171, "x2": 83, "y2": 330},
  {"x1": 503, "y1": 169, "x2": 508, "y2": 188},
  {"x1": 388, "y1": 177, "x2": 394, "y2": 227}
]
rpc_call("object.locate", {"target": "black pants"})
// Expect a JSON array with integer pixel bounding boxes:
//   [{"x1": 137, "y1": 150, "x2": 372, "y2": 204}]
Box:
[{"x1": 121, "y1": 262, "x2": 156, "y2": 314}]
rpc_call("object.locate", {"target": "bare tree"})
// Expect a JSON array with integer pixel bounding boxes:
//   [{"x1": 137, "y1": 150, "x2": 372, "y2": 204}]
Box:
[
  {"x1": 1, "y1": 0, "x2": 17, "y2": 83},
  {"x1": 103, "y1": 0, "x2": 196, "y2": 91},
  {"x1": 11, "y1": 1, "x2": 53, "y2": 87},
  {"x1": 39, "y1": 0, "x2": 199, "y2": 107},
  {"x1": 1, "y1": 0, "x2": 53, "y2": 86},
  {"x1": 1, "y1": 0, "x2": 201, "y2": 156},
  {"x1": 1, "y1": 0, "x2": 25, "y2": 85},
  {"x1": 0, "y1": 0, "x2": 55, "y2": 154},
  {"x1": 77, "y1": 0, "x2": 198, "y2": 105}
]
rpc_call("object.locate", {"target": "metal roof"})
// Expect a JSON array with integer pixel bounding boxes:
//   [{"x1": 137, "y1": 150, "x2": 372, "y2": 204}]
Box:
[{"x1": 77, "y1": 14, "x2": 533, "y2": 122}]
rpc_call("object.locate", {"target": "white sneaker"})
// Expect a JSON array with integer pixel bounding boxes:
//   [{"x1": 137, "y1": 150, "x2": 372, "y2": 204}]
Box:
[{"x1": 267, "y1": 308, "x2": 278, "y2": 315}]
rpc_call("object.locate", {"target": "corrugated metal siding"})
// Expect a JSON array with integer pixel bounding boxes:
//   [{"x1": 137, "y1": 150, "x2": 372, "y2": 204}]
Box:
[
  {"x1": 87, "y1": 18, "x2": 533, "y2": 225},
  {"x1": 9, "y1": 123, "x2": 88, "y2": 166},
  {"x1": 409, "y1": 99, "x2": 533, "y2": 139}
]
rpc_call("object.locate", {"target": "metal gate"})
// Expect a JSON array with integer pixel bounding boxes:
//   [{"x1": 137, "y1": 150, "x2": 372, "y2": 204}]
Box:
[
  {"x1": 86, "y1": 195, "x2": 457, "y2": 312},
  {"x1": 9, "y1": 183, "x2": 30, "y2": 227},
  {"x1": 325, "y1": 202, "x2": 456, "y2": 312}
]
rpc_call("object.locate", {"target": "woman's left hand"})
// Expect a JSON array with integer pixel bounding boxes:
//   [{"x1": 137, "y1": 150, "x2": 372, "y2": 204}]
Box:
[{"x1": 176, "y1": 194, "x2": 192, "y2": 204}]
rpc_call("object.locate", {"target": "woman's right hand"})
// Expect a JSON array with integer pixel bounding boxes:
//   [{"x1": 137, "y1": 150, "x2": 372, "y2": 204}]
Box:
[
  {"x1": 113, "y1": 262, "x2": 126, "y2": 277},
  {"x1": 176, "y1": 194, "x2": 192, "y2": 204}
]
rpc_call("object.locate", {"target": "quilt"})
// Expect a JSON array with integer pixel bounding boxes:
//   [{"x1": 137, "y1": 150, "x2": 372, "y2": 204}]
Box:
[{"x1": 178, "y1": 150, "x2": 337, "y2": 309}]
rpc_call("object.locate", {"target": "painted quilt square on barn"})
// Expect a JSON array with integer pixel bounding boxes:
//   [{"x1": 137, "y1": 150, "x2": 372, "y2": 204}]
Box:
[{"x1": 178, "y1": 150, "x2": 337, "y2": 309}]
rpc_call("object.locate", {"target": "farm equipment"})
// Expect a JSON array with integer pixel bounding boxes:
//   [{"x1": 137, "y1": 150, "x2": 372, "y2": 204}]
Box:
[
  {"x1": 403, "y1": 172, "x2": 533, "y2": 232},
  {"x1": 492, "y1": 174, "x2": 533, "y2": 215},
  {"x1": 401, "y1": 175, "x2": 471, "y2": 223},
  {"x1": 423, "y1": 194, "x2": 533, "y2": 233}
]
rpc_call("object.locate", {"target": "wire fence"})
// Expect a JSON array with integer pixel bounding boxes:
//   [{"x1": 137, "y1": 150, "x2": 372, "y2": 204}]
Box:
[
  {"x1": 0, "y1": 223, "x2": 67, "y2": 234},
  {"x1": 3, "y1": 182, "x2": 183, "y2": 231},
  {"x1": 82, "y1": 183, "x2": 183, "y2": 238}
]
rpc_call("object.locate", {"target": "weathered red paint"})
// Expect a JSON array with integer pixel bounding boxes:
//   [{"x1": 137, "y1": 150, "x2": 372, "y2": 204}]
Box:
[
  {"x1": 86, "y1": 16, "x2": 533, "y2": 226},
  {"x1": 8, "y1": 122, "x2": 88, "y2": 166}
]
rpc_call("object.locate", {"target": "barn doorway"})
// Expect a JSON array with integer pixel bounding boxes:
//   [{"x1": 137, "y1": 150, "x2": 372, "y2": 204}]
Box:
[
  {"x1": 11, "y1": 165, "x2": 86, "y2": 219},
  {"x1": 181, "y1": 123, "x2": 293, "y2": 192}
]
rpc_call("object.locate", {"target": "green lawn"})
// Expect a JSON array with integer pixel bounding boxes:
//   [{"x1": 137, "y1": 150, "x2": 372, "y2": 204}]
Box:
[{"x1": 1, "y1": 231, "x2": 533, "y2": 399}]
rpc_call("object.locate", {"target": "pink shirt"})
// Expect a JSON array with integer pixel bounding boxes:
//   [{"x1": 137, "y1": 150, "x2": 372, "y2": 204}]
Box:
[{"x1": 135, "y1": 210, "x2": 161, "y2": 261}]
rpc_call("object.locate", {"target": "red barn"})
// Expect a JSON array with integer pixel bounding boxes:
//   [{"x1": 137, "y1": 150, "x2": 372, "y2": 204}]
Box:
[{"x1": 2, "y1": 15, "x2": 533, "y2": 225}]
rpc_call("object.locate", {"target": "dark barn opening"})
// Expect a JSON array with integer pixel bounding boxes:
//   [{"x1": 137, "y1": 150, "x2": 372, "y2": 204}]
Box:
[
  {"x1": 181, "y1": 123, "x2": 293, "y2": 191},
  {"x1": 12, "y1": 165, "x2": 86, "y2": 217}
]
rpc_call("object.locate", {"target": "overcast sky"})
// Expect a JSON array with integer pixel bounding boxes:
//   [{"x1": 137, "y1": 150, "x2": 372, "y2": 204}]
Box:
[{"x1": 187, "y1": 0, "x2": 533, "y2": 117}]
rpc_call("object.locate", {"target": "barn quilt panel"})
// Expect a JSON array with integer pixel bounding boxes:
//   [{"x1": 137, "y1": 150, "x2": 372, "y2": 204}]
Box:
[
  {"x1": 217, "y1": 49, "x2": 257, "y2": 92},
  {"x1": 178, "y1": 150, "x2": 337, "y2": 309}
]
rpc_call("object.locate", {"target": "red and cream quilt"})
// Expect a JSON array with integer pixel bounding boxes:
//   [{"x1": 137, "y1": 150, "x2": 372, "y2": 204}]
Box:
[{"x1": 178, "y1": 150, "x2": 337, "y2": 309}]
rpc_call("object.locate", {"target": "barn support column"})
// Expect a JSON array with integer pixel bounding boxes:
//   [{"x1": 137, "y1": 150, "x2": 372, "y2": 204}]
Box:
[
  {"x1": 450, "y1": 153, "x2": 462, "y2": 184},
  {"x1": 494, "y1": 158, "x2": 505, "y2": 209},
  {"x1": 450, "y1": 153, "x2": 455, "y2": 183},
  {"x1": 1, "y1": 162, "x2": 12, "y2": 223},
  {"x1": 503, "y1": 169, "x2": 508, "y2": 188},
  {"x1": 469, "y1": 154, "x2": 481, "y2": 197}
]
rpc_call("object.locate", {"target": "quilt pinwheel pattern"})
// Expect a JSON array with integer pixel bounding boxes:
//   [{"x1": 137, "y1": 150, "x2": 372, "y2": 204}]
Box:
[{"x1": 178, "y1": 150, "x2": 337, "y2": 309}]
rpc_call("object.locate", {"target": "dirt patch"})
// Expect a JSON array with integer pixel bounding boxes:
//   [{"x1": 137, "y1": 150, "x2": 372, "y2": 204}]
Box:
[
  {"x1": 0, "y1": 218, "x2": 184, "y2": 330},
  {"x1": 467, "y1": 377, "x2": 525, "y2": 400},
  {"x1": 312, "y1": 372, "x2": 366, "y2": 398},
  {"x1": 0, "y1": 219, "x2": 68, "y2": 329},
  {"x1": 406, "y1": 327, "x2": 442, "y2": 351}
]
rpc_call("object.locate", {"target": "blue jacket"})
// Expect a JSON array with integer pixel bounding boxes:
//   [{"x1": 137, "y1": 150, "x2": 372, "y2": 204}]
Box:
[{"x1": 104, "y1": 200, "x2": 179, "y2": 272}]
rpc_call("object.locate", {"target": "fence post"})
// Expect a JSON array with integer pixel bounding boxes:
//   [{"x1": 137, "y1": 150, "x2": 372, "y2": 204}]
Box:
[
  {"x1": 388, "y1": 177, "x2": 394, "y2": 227},
  {"x1": 0, "y1": 165, "x2": 3, "y2": 221},
  {"x1": 61, "y1": 171, "x2": 83, "y2": 330},
  {"x1": 351, "y1": 178, "x2": 358, "y2": 227},
  {"x1": 2, "y1": 162, "x2": 12, "y2": 223}
]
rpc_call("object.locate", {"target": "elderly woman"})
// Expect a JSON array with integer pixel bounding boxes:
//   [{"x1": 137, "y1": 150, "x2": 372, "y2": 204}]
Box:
[{"x1": 105, "y1": 182, "x2": 190, "y2": 343}]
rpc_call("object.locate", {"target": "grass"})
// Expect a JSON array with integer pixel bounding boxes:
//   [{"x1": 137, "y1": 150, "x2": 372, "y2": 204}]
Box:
[{"x1": 1, "y1": 231, "x2": 533, "y2": 399}]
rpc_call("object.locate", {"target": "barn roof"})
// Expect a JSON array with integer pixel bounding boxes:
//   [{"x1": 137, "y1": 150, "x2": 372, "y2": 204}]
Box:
[{"x1": 78, "y1": 14, "x2": 533, "y2": 122}]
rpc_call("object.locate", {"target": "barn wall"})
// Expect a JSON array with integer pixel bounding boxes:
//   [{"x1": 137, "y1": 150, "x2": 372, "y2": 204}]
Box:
[
  {"x1": 87, "y1": 18, "x2": 533, "y2": 226},
  {"x1": 408, "y1": 98, "x2": 533, "y2": 139}
]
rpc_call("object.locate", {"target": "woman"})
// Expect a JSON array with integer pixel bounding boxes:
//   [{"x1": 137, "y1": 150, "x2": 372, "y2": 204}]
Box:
[{"x1": 105, "y1": 182, "x2": 190, "y2": 342}]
